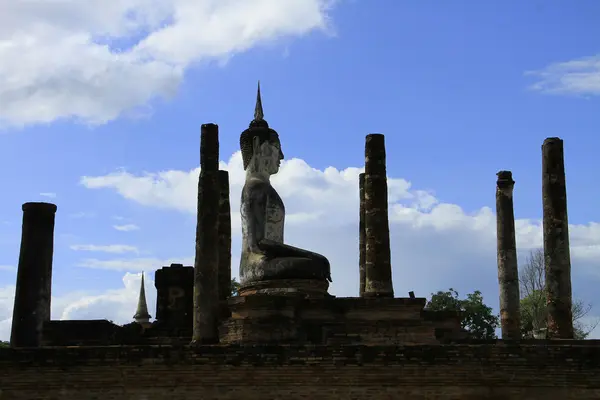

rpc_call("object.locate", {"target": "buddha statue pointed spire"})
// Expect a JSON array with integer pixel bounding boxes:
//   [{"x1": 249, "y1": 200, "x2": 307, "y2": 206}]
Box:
[
  {"x1": 249, "y1": 81, "x2": 269, "y2": 129},
  {"x1": 254, "y1": 81, "x2": 264, "y2": 121},
  {"x1": 133, "y1": 272, "x2": 151, "y2": 324}
]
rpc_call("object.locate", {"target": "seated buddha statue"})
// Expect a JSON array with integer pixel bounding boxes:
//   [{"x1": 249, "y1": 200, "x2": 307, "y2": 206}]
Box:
[{"x1": 239, "y1": 84, "x2": 332, "y2": 286}]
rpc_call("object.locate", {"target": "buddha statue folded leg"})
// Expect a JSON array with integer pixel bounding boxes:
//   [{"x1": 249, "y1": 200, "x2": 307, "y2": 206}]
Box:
[
  {"x1": 263, "y1": 256, "x2": 330, "y2": 281},
  {"x1": 259, "y1": 240, "x2": 331, "y2": 281},
  {"x1": 241, "y1": 253, "x2": 331, "y2": 284}
]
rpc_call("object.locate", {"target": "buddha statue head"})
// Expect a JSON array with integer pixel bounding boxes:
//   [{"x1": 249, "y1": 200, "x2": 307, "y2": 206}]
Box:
[{"x1": 240, "y1": 82, "x2": 284, "y2": 176}]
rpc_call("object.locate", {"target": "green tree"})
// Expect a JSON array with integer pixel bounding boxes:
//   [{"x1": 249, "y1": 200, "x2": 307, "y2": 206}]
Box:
[
  {"x1": 230, "y1": 278, "x2": 240, "y2": 297},
  {"x1": 0, "y1": 341, "x2": 9, "y2": 348},
  {"x1": 519, "y1": 249, "x2": 598, "y2": 339},
  {"x1": 426, "y1": 288, "x2": 499, "y2": 339}
]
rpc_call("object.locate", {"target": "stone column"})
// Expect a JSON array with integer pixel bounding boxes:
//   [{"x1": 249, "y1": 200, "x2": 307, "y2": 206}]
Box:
[
  {"x1": 10, "y1": 202, "x2": 57, "y2": 347},
  {"x1": 218, "y1": 170, "x2": 232, "y2": 305},
  {"x1": 363, "y1": 134, "x2": 394, "y2": 298},
  {"x1": 191, "y1": 123, "x2": 220, "y2": 344},
  {"x1": 496, "y1": 171, "x2": 521, "y2": 340},
  {"x1": 359, "y1": 173, "x2": 366, "y2": 297},
  {"x1": 542, "y1": 137, "x2": 574, "y2": 339}
]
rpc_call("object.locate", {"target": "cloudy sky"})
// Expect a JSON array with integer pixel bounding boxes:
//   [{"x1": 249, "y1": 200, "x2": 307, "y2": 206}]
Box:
[{"x1": 2, "y1": 0, "x2": 600, "y2": 341}]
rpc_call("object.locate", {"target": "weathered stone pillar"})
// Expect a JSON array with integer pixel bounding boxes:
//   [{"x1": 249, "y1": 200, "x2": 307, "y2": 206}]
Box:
[
  {"x1": 496, "y1": 171, "x2": 521, "y2": 340},
  {"x1": 218, "y1": 170, "x2": 232, "y2": 305},
  {"x1": 10, "y1": 202, "x2": 57, "y2": 347},
  {"x1": 542, "y1": 137, "x2": 574, "y2": 339},
  {"x1": 191, "y1": 123, "x2": 220, "y2": 344},
  {"x1": 363, "y1": 134, "x2": 394, "y2": 298},
  {"x1": 359, "y1": 172, "x2": 366, "y2": 297}
]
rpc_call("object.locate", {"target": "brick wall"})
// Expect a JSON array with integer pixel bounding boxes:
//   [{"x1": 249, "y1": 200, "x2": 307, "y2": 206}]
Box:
[
  {"x1": 222, "y1": 296, "x2": 466, "y2": 345},
  {"x1": 1, "y1": 342, "x2": 600, "y2": 400}
]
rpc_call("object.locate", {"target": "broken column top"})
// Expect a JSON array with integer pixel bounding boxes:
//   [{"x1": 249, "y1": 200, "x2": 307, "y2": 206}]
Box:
[
  {"x1": 155, "y1": 264, "x2": 193, "y2": 285},
  {"x1": 22, "y1": 202, "x2": 57, "y2": 213},
  {"x1": 496, "y1": 171, "x2": 515, "y2": 187},
  {"x1": 365, "y1": 134, "x2": 385, "y2": 151},
  {"x1": 543, "y1": 137, "x2": 563, "y2": 146},
  {"x1": 365, "y1": 134, "x2": 386, "y2": 176},
  {"x1": 200, "y1": 123, "x2": 219, "y2": 171},
  {"x1": 218, "y1": 170, "x2": 229, "y2": 183}
]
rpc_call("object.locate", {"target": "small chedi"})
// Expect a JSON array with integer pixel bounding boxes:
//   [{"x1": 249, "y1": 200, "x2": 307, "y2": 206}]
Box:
[{"x1": 1, "y1": 85, "x2": 599, "y2": 400}]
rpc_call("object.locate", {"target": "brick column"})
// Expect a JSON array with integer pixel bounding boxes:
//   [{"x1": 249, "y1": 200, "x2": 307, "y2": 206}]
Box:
[
  {"x1": 363, "y1": 134, "x2": 394, "y2": 298},
  {"x1": 218, "y1": 170, "x2": 232, "y2": 305},
  {"x1": 155, "y1": 264, "x2": 194, "y2": 330},
  {"x1": 192, "y1": 123, "x2": 220, "y2": 344},
  {"x1": 496, "y1": 171, "x2": 521, "y2": 340},
  {"x1": 10, "y1": 202, "x2": 57, "y2": 347},
  {"x1": 542, "y1": 137, "x2": 574, "y2": 339},
  {"x1": 359, "y1": 173, "x2": 366, "y2": 297}
]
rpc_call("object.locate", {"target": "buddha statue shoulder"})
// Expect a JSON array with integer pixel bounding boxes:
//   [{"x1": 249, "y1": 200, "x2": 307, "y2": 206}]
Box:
[{"x1": 238, "y1": 87, "x2": 332, "y2": 286}]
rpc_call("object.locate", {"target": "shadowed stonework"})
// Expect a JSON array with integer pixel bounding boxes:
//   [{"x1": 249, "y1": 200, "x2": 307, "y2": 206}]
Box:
[
  {"x1": 363, "y1": 134, "x2": 394, "y2": 298},
  {"x1": 10, "y1": 202, "x2": 56, "y2": 348},
  {"x1": 359, "y1": 172, "x2": 366, "y2": 297},
  {"x1": 2, "y1": 343, "x2": 600, "y2": 399},
  {"x1": 192, "y1": 123, "x2": 220, "y2": 344},
  {"x1": 155, "y1": 264, "x2": 194, "y2": 332},
  {"x1": 2, "y1": 88, "x2": 598, "y2": 399},
  {"x1": 495, "y1": 171, "x2": 521, "y2": 340},
  {"x1": 218, "y1": 169, "x2": 232, "y2": 307},
  {"x1": 542, "y1": 138, "x2": 574, "y2": 339}
]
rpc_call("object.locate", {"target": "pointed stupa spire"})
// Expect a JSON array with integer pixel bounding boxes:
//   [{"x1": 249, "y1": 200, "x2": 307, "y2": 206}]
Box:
[
  {"x1": 133, "y1": 271, "x2": 151, "y2": 324},
  {"x1": 254, "y1": 80, "x2": 264, "y2": 121}
]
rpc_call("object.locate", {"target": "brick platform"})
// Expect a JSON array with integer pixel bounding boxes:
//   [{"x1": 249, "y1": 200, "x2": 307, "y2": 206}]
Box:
[{"x1": 1, "y1": 342, "x2": 600, "y2": 399}]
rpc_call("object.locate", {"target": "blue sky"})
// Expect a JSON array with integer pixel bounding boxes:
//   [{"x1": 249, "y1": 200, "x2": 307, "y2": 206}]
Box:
[{"x1": 1, "y1": 0, "x2": 600, "y2": 340}]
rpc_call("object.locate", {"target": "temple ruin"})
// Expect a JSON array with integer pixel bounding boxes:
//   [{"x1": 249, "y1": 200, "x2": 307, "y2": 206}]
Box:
[{"x1": 1, "y1": 85, "x2": 599, "y2": 399}]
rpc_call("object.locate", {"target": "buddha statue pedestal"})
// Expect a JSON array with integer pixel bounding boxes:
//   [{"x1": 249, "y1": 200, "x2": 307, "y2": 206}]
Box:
[
  {"x1": 238, "y1": 279, "x2": 330, "y2": 299},
  {"x1": 219, "y1": 279, "x2": 331, "y2": 344}
]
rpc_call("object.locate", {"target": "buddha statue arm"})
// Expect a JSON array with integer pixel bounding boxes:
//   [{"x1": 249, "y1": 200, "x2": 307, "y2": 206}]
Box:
[{"x1": 244, "y1": 183, "x2": 268, "y2": 255}]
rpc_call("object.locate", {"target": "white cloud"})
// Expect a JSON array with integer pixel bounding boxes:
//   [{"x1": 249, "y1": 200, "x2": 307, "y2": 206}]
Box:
[
  {"x1": 113, "y1": 224, "x2": 140, "y2": 232},
  {"x1": 76, "y1": 257, "x2": 192, "y2": 272},
  {"x1": 81, "y1": 152, "x2": 600, "y2": 292},
  {"x1": 0, "y1": 265, "x2": 15, "y2": 273},
  {"x1": 527, "y1": 55, "x2": 600, "y2": 96},
  {"x1": 39, "y1": 192, "x2": 57, "y2": 198},
  {"x1": 69, "y1": 211, "x2": 95, "y2": 219},
  {"x1": 70, "y1": 244, "x2": 139, "y2": 254},
  {"x1": 0, "y1": 273, "x2": 157, "y2": 341},
  {"x1": 0, "y1": 285, "x2": 16, "y2": 340},
  {"x1": 0, "y1": 0, "x2": 336, "y2": 127},
  {"x1": 59, "y1": 273, "x2": 156, "y2": 322}
]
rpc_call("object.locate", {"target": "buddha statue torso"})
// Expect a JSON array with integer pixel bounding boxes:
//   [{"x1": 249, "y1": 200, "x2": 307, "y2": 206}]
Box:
[
  {"x1": 238, "y1": 93, "x2": 332, "y2": 286},
  {"x1": 263, "y1": 183, "x2": 285, "y2": 243}
]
